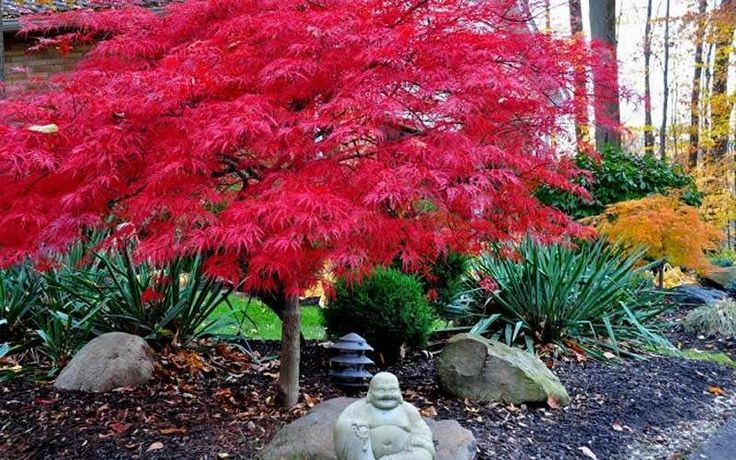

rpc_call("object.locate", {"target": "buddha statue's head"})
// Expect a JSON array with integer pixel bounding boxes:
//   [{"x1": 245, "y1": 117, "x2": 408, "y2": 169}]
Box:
[{"x1": 366, "y1": 372, "x2": 403, "y2": 410}]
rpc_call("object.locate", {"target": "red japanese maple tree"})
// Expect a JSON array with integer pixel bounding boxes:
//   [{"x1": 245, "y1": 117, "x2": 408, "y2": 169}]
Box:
[{"x1": 0, "y1": 0, "x2": 616, "y2": 405}]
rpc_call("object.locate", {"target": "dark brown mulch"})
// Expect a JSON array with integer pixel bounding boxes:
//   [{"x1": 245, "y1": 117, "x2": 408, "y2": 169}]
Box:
[
  {"x1": 1, "y1": 341, "x2": 734, "y2": 460},
  {"x1": 664, "y1": 301, "x2": 736, "y2": 360}
]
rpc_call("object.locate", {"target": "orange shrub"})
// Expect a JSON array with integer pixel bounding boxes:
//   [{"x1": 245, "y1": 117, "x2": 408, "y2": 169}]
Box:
[{"x1": 585, "y1": 194, "x2": 722, "y2": 273}]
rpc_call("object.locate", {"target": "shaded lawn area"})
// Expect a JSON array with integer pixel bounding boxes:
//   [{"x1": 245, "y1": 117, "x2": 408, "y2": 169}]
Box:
[{"x1": 207, "y1": 294, "x2": 326, "y2": 340}]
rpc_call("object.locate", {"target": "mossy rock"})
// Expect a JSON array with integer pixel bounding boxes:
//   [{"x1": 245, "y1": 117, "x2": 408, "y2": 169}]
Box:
[{"x1": 437, "y1": 334, "x2": 570, "y2": 406}]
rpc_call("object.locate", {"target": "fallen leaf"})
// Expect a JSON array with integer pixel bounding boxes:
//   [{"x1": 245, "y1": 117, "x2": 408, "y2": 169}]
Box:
[
  {"x1": 708, "y1": 386, "x2": 726, "y2": 396},
  {"x1": 109, "y1": 422, "x2": 130, "y2": 434},
  {"x1": 27, "y1": 124, "x2": 59, "y2": 134},
  {"x1": 546, "y1": 395, "x2": 561, "y2": 410},
  {"x1": 612, "y1": 421, "x2": 624, "y2": 432},
  {"x1": 464, "y1": 404, "x2": 480, "y2": 414},
  {"x1": 0, "y1": 364, "x2": 23, "y2": 373},
  {"x1": 147, "y1": 442, "x2": 164, "y2": 452},
  {"x1": 420, "y1": 406, "x2": 437, "y2": 418},
  {"x1": 603, "y1": 351, "x2": 616, "y2": 360},
  {"x1": 214, "y1": 388, "x2": 233, "y2": 399},
  {"x1": 578, "y1": 446, "x2": 598, "y2": 460},
  {"x1": 303, "y1": 393, "x2": 316, "y2": 408},
  {"x1": 159, "y1": 427, "x2": 187, "y2": 435}
]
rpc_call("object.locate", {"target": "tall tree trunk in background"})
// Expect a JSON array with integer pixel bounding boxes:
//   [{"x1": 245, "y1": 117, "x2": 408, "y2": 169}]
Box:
[
  {"x1": 1, "y1": 2, "x2": 5, "y2": 98},
  {"x1": 569, "y1": 0, "x2": 588, "y2": 146},
  {"x1": 643, "y1": 0, "x2": 655, "y2": 155},
  {"x1": 659, "y1": 0, "x2": 672, "y2": 160},
  {"x1": 569, "y1": 0, "x2": 583, "y2": 33},
  {"x1": 545, "y1": 0, "x2": 551, "y2": 30},
  {"x1": 689, "y1": 0, "x2": 709, "y2": 168},
  {"x1": 589, "y1": 0, "x2": 621, "y2": 150},
  {"x1": 704, "y1": 42, "x2": 715, "y2": 136},
  {"x1": 710, "y1": 0, "x2": 736, "y2": 160}
]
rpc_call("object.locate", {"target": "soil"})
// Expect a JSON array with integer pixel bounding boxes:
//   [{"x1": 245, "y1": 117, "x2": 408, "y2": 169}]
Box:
[{"x1": 1, "y1": 340, "x2": 734, "y2": 460}]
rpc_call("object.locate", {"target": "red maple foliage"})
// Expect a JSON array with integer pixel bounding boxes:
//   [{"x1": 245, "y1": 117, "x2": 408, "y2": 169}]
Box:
[{"x1": 0, "y1": 0, "x2": 617, "y2": 404}]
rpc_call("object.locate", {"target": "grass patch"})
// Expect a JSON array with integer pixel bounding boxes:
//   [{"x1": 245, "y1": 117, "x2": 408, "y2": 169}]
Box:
[
  {"x1": 208, "y1": 295, "x2": 448, "y2": 342},
  {"x1": 682, "y1": 348, "x2": 736, "y2": 367},
  {"x1": 684, "y1": 299, "x2": 736, "y2": 337},
  {"x1": 207, "y1": 294, "x2": 326, "y2": 340}
]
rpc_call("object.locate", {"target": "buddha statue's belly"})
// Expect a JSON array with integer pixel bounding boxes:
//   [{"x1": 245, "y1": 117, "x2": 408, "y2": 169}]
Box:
[{"x1": 370, "y1": 425, "x2": 410, "y2": 458}]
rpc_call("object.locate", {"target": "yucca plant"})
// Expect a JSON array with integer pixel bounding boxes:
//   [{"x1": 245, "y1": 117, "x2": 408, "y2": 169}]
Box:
[
  {"x1": 50, "y1": 247, "x2": 236, "y2": 346},
  {"x1": 447, "y1": 237, "x2": 672, "y2": 358},
  {"x1": 1, "y1": 264, "x2": 43, "y2": 344},
  {"x1": 34, "y1": 303, "x2": 102, "y2": 371}
]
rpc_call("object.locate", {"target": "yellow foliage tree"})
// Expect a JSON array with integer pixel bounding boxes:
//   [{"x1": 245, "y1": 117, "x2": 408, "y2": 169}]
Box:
[
  {"x1": 694, "y1": 159, "x2": 736, "y2": 229},
  {"x1": 585, "y1": 194, "x2": 722, "y2": 274}
]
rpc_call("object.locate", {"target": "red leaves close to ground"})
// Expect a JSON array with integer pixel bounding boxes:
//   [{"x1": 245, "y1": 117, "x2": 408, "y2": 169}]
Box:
[{"x1": 0, "y1": 0, "x2": 617, "y2": 293}]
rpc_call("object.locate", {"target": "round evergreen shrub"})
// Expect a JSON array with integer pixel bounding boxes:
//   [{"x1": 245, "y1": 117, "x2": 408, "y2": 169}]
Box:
[{"x1": 324, "y1": 267, "x2": 434, "y2": 364}]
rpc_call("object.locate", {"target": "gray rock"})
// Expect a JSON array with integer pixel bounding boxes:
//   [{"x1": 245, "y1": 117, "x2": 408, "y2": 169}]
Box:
[
  {"x1": 437, "y1": 333, "x2": 570, "y2": 406},
  {"x1": 54, "y1": 332, "x2": 155, "y2": 393},
  {"x1": 671, "y1": 285, "x2": 728, "y2": 306},
  {"x1": 425, "y1": 419, "x2": 477, "y2": 460},
  {"x1": 258, "y1": 397, "x2": 476, "y2": 460},
  {"x1": 703, "y1": 268, "x2": 736, "y2": 294}
]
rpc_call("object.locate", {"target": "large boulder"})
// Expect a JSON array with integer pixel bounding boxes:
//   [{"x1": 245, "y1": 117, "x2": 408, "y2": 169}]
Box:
[
  {"x1": 258, "y1": 397, "x2": 476, "y2": 460},
  {"x1": 437, "y1": 333, "x2": 570, "y2": 406},
  {"x1": 55, "y1": 332, "x2": 155, "y2": 393},
  {"x1": 703, "y1": 267, "x2": 736, "y2": 294},
  {"x1": 670, "y1": 285, "x2": 728, "y2": 306}
]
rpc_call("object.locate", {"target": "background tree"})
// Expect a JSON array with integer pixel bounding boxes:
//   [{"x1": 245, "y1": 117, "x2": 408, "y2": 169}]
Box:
[
  {"x1": 709, "y1": 0, "x2": 735, "y2": 160},
  {"x1": 1, "y1": 0, "x2": 5, "y2": 97},
  {"x1": 0, "y1": 0, "x2": 614, "y2": 406},
  {"x1": 689, "y1": 0, "x2": 709, "y2": 168},
  {"x1": 659, "y1": 0, "x2": 672, "y2": 160},
  {"x1": 568, "y1": 0, "x2": 583, "y2": 35},
  {"x1": 569, "y1": 0, "x2": 589, "y2": 146},
  {"x1": 589, "y1": 0, "x2": 621, "y2": 149},
  {"x1": 643, "y1": 0, "x2": 655, "y2": 154}
]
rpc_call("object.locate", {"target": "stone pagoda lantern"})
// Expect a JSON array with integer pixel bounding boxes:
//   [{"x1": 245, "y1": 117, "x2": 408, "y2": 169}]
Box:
[{"x1": 329, "y1": 333, "x2": 375, "y2": 392}]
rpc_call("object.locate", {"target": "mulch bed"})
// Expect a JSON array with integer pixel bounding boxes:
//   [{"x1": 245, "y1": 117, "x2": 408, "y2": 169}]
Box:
[
  {"x1": 2, "y1": 339, "x2": 735, "y2": 459},
  {"x1": 664, "y1": 300, "x2": 736, "y2": 360}
]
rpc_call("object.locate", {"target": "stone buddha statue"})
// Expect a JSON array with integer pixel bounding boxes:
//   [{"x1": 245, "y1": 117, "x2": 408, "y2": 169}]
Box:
[{"x1": 334, "y1": 372, "x2": 436, "y2": 460}]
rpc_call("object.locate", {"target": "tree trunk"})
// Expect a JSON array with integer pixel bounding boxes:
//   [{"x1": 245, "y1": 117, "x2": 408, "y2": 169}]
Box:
[
  {"x1": 659, "y1": 0, "x2": 672, "y2": 160},
  {"x1": 0, "y1": 1, "x2": 5, "y2": 98},
  {"x1": 689, "y1": 0, "x2": 709, "y2": 168},
  {"x1": 568, "y1": 0, "x2": 582, "y2": 33},
  {"x1": 259, "y1": 288, "x2": 302, "y2": 408},
  {"x1": 710, "y1": 0, "x2": 736, "y2": 160},
  {"x1": 704, "y1": 42, "x2": 715, "y2": 135},
  {"x1": 260, "y1": 290, "x2": 307, "y2": 345},
  {"x1": 277, "y1": 293, "x2": 301, "y2": 408},
  {"x1": 643, "y1": 0, "x2": 655, "y2": 154},
  {"x1": 589, "y1": 0, "x2": 621, "y2": 149},
  {"x1": 544, "y1": 0, "x2": 551, "y2": 30},
  {"x1": 569, "y1": 0, "x2": 588, "y2": 146}
]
